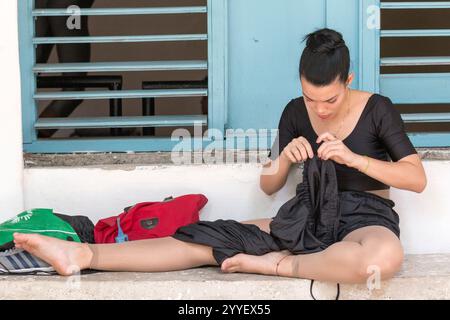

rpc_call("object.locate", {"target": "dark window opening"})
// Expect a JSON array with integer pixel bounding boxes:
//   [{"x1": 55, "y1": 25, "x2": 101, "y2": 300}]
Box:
[{"x1": 34, "y1": 0, "x2": 208, "y2": 140}]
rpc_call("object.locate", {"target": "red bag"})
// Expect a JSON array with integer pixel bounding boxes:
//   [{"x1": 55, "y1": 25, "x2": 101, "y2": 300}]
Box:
[{"x1": 94, "y1": 194, "x2": 208, "y2": 244}]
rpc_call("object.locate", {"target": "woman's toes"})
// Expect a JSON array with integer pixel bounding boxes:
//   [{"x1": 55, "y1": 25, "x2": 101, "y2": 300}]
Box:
[
  {"x1": 13, "y1": 233, "x2": 28, "y2": 245},
  {"x1": 221, "y1": 261, "x2": 228, "y2": 272},
  {"x1": 221, "y1": 259, "x2": 233, "y2": 272},
  {"x1": 221, "y1": 256, "x2": 241, "y2": 273},
  {"x1": 13, "y1": 233, "x2": 40, "y2": 253}
]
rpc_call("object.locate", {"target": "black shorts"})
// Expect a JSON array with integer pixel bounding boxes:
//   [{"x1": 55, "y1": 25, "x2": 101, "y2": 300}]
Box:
[
  {"x1": 336, "y1": 190, "x2": 400, "y2": 241},
  {"x1": 172, "y1": 190, "x2": 400, "y2": 266}
]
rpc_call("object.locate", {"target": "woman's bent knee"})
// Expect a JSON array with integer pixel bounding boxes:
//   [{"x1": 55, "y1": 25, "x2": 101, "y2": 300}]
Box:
[{"x1": 358, "y1": 244, "x2": 404, "y2": 281}]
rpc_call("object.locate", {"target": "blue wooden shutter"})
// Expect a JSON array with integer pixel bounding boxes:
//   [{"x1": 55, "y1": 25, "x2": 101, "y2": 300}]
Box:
[
  {"x1": 18, "y1": 0, "x2": 228, "y2": 153},
  {"x1": 379, "y1": 1, "x2": 450, "y2": 147}
]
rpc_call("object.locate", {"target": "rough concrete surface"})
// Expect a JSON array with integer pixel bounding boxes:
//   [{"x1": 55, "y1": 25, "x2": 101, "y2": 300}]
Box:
[{"x1": 1, "y1": 254, "x2": 449, "y2": 300}]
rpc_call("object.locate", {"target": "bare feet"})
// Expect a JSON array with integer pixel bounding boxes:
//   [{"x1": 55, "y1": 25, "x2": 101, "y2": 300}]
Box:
[
  {"x1": 13, "y1": 233, "x2": 93, "y2": 276},
  {"x1": 221, "y1": 250, "x2": 291, "y2": 276}
]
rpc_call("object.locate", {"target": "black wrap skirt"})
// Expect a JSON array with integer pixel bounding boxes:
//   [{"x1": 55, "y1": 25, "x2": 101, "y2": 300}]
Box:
[{"x1": 172, "y1": 156, "x2": 400, "y2": 265}]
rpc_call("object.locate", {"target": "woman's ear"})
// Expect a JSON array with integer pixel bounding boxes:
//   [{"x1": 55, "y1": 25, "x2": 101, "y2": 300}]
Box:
[{"x1": 346, "y1": 73, "x2": 355, "y2": 87}]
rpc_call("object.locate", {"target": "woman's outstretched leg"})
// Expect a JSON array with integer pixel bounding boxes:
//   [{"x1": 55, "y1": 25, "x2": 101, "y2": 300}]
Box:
[
  {"x1": 13, "y1": 233, "x2": 218, "y2": 276},
  {"x1": 222, "y1": 226, "x2": 404, "y2": 284}
]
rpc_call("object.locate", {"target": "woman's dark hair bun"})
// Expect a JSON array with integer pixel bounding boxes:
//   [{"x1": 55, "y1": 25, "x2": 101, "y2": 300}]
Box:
[
  {"x1": 299, "y1": 28, "x2": 350, "y2": 85},
  {"x1": 304, "y1": 28, "x2": 346, "y2": 54}
]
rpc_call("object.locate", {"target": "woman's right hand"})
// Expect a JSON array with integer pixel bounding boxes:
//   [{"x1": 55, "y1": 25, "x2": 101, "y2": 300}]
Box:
[{"x1": 281, "y1": 137, "x2": 315, "y2": 163}]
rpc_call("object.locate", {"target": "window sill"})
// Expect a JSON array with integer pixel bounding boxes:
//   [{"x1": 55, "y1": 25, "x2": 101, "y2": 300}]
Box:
[{"x1": 23, "y1": 148, "x2": 450, "y2": 168}]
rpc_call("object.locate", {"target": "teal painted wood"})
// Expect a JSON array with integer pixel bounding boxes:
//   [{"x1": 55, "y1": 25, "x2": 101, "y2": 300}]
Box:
[
  {"x1": 381, "y1": 57, "x2": 450, "y2": 66},
  {"x1": 402, "y1": 113, "x2": 450, "y2": 123},
  {"x1": 33, "y1": 34, "x2": 208, "y2": 45},
  {"x1": 34, "y1": 89, "x2": 208, "y2": 100},
  {"x1": 18, "y1": 0, "x2": 37, "y2": 144},
  {"x1": 35, "y1": 115, "x2": 207, "y2": 129},
  {"x1": 34, "y1": 60, "x2": 208, "y2": 73},
  {"x1": 227, "y1": 0, "x2": 327, "y2": 131},
  {"x1": 23, "y1": 138, "x2": 214, "y2": 153},
  {"x1": 226, "y1": 0, "x2": 382, "y2": 131},
  {"x1": 19, "y1": 0, "x2": 229, "y2": 153},
  {"x1": 326, "y1": 0, "x2": 360, "y2": 89},
  {"x1": 23, "y1": 132, "x2": 448, "y2": 153},
  {"x1": 380, "y1": 2, "x2": 450, "y2": 9},
  {"x1": 207, "y1": 0, "x2": 228, "y2": 134},
  {"x1": 32, "y1": 7, "x2": 207, "y2": 16},
  {"x1": 381, "y1": 29, "x2": 450, "y2": 37},
  {"x1": 409, "y1": 133, "x2": 450, "y2": 147},
  {"x1": 21, "y1": 1, "x2": 447, "y2": 152},
  {"x1": 380, "y1": 73, "x2": 450, "y2": 104},
  {"x1": 377, "y1": 3, "x2": 450, "y2": 147},
  {"x1": 359, "y1": 0, "x2": 381, "y2": 93}
]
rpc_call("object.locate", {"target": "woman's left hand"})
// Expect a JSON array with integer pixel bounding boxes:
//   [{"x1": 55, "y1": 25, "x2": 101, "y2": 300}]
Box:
[{"x1": 316, "y1": 132, "x2": 359, "y2": 167}]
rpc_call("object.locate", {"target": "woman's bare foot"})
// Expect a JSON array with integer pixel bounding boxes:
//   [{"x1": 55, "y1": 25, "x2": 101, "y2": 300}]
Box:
[
  {"x1": 221, "y1": 250, "x2": 291, "y2": 276},
  {"x1": 13, "y1": 233, "x2": 93, "y2": 276}
]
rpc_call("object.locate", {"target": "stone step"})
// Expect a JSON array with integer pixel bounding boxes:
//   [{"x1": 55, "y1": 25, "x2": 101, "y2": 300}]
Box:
[{"x1": 1, "y1": 253, "x2": 449, "y2": 300}]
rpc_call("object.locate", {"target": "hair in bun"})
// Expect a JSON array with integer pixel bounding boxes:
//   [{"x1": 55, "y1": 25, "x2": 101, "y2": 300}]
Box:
[
  {"x1": 305, "y1": 28, "x2": 347, "y2": 54},
  {"x1": 300, "y1": 28, "x2": 350, "y2": 86}
]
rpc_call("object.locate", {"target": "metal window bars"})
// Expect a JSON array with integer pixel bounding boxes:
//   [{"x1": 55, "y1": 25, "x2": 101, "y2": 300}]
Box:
[{"x1": 379, "y1": 1, "x2": 450, "y2": 146}]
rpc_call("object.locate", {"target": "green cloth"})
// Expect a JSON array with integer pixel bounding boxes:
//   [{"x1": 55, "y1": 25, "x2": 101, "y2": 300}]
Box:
[{"x1": 0, "y1": 208, "x2": 81, "y2": 246}]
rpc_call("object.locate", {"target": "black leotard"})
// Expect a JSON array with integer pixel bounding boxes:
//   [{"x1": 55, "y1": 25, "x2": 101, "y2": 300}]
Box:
[{"x1": 269, "y1": 94, "x2": 418, "y2": 191}]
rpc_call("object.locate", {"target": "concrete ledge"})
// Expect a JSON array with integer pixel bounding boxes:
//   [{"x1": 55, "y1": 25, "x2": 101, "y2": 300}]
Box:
[
  {"x1": 1, "y1": 254, "x2": 449, "y2": 300},
  {"x1": 23, "y1": 148, "x2": 450, "y2": 168}
]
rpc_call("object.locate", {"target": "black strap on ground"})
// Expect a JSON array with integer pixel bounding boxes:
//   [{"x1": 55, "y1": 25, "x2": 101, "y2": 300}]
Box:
[{"x1": 310, "y1": 280, "x2": 340, "y2": 300}]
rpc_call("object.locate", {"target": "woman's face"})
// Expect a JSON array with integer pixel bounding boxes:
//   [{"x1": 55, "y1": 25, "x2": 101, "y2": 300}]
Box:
[{"x1": 301, "y1": 74, "x2": 354, "y2": 121}]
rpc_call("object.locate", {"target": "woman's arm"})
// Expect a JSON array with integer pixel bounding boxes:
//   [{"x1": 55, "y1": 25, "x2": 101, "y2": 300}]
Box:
[
  {"x1": 354, "y1": 95, "x2": 427, "y2": 192},
  {"x1": 316, "y1": 132, "x2": 427, "y2": 193},
  {"x1": 349, "y1": 153, "x2": 427, "y2": 193},
  {"x1": 260, "y1": 154, "x2": 293, "y2": 196},
  {"x1": 261, "y1": 137, "x2": 315, "y2": 195}
]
